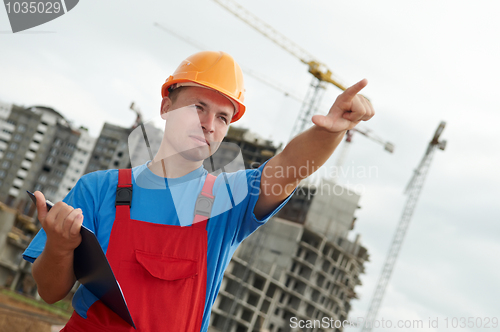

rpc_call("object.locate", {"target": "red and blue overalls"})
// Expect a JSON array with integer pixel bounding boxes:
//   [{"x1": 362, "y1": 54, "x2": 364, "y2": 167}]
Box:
[{"x1": 63, "y1": 169, "x2": 216, "y2": 331}]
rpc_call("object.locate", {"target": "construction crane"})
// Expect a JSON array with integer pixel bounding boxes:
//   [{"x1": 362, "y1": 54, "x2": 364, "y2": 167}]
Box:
[
  {"x1": 154, "y1": 22, "x2": 304, "y2": 104},
  {"x1": 334, "y1": 127, "x2": 395, "y2": 175},
  {"x1": 129, "y1": 102, "x2": 155, "y2": 162},
  {"x1": 353, "y1": 127, "x2": 395, "y2": 154},
  {"x1": 212, "y1": 0, "x2": 348, "y2": 141},
  {"x1": 360, "y1": 122, "x2": 447, "y2": 332},
  {"x1": 129, "y1": 102, "x2": 144, "y2": 129}
]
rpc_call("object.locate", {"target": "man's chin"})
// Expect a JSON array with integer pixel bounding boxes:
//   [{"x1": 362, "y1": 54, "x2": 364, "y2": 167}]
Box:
[{"x1": 178, "y1": 146, "x2": 212, "y2": 162}]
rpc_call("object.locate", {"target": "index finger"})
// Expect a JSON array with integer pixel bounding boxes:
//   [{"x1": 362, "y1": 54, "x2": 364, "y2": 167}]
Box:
[{"x1": 341, "y1": 79, "x2": 368, "y2": 101}]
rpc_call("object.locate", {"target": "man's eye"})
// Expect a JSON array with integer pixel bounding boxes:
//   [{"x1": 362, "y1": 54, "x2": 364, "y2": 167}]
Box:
[
  {"x1": 195, "y1": 105, "x2": 203, "y2": 111},
  {"x1": 219, "y1": 116, "x2": 228, "y2": 124}
]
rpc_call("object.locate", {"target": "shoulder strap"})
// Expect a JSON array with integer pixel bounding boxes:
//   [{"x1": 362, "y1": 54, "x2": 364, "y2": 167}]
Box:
[
  {"x1": 192, "y1": 173, "x2": 216, "y2": 228},
  {"x1": 115, "y1": 169, "x2": 132, "y2": 220},
  {"x1": 115, "y1": 169, "x2": 215, "y2": 226}
]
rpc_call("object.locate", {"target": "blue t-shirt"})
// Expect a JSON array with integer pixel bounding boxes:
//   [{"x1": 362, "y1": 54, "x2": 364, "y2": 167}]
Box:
[{"x1": 23, "y1": 161, "x2": 292, "y2": 332}]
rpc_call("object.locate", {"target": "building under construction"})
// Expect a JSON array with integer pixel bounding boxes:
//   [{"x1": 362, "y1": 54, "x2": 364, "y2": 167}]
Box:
[
  {"x1": 0, "y1": 102, "x2": 94, "y2": 295},
  {"x1": 208, "y1": 179, "x2": 368, "y2": 332},
  {"x1": 0, "y1": 100, "x2": 369, "y2": 332}
]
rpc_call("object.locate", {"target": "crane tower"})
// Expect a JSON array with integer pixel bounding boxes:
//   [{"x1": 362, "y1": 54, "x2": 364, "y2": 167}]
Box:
[
  {"x1": 212, "y1": 0, "x2": 348, "y2": 141},
  {"x1": 360, "y1": 122, "x2": 447, "y2": 331},
  {"x1": 334, "y1": 127, "x2": 395, "y2": 176}
]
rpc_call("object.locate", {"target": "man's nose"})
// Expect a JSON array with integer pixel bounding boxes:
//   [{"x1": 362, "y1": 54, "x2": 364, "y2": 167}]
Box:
[{"x1": 199, "y1": 112, "x2": 215, "y2": 133}]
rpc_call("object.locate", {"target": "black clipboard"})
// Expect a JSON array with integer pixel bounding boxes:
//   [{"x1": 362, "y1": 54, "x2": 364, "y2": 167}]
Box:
[{"x1": 27, "y1": 191, "x2": 136, "y2": 329}]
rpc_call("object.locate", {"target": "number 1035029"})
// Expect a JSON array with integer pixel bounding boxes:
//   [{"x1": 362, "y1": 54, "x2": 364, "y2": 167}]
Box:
[
  {"x1": 5, "y1": 2, "x2": 62, "y2": 14},
  {"x1": 443, "y1": 317, "x2": 498, "y2": 328}
]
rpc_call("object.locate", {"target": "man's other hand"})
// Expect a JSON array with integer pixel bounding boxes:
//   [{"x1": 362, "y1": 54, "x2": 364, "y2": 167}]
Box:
[{"x1": 34, "y1": 191, "x2": 83, "y2": 255}]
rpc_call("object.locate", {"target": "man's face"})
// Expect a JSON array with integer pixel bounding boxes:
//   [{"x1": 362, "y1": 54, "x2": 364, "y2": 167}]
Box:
[{"x1": 160, "y1": 86, "x2": 234, "y2": 162}]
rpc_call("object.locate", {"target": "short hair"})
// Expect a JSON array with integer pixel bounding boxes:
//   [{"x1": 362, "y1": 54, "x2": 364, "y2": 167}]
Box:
[{"x1": 168, "y1": 86, "x2": 187, "y2": 104}]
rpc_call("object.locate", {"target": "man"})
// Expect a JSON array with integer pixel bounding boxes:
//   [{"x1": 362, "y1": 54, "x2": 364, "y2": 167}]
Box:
[{"x1": 23, "y1": 51, "x2": 374, "y2": 331}]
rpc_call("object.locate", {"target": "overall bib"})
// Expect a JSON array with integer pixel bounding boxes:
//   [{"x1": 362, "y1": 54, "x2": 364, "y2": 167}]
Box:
[{"x1": 63, "y1": 169, "x2": 215, "y2": 331}]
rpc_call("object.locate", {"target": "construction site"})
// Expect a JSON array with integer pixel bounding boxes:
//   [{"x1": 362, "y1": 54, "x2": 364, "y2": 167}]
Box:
[
  {"x1": 0, "y1": 1, "x2": 462, "y2": 332},
  {"x1": 0, "y1": 97, "x2": 445, "y2": 331}
]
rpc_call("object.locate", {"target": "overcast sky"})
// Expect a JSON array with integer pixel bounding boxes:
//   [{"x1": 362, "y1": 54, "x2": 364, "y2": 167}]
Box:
[{"x1": 1, "y1": 1, "x2": 499, "y2": 331}]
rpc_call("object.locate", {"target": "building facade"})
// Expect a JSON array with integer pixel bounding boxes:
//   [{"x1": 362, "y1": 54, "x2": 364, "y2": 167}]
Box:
[
  {"x1": 84, "y1": 122, "x2": 131, "y2": 173},
  {"x1": 209, "y1": 181, "x2": 368, "y2": 332},
  {"x1": 0, "y1": 101, "x2": 370, "y2": 332},
  {"x1": 0, "y1": 102, "x2": 150, "y2": 295},
  {"x1": 0, "y1": 103, "x2": 97, "y2": 295},
  {"x1": 0, "y1": 104, "x2": 95, "y2": 211}
]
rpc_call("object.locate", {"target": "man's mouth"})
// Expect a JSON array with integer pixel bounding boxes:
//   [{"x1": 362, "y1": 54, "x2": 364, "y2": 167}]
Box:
[{"x1": 190, "y1": 135, "x2": 209, "y2": 146}]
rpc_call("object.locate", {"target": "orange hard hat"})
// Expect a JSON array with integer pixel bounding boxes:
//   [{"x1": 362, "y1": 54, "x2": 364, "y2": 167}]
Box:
[{"x1": 161, "y1": 51, "x2": 246, "y2": 122}]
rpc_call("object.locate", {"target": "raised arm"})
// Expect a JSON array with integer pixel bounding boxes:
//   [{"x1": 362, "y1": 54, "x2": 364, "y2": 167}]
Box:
[
  {"x1": 31, "y1": 191, "x2": 83, "y2": 304},
  {"x1": 254, "y1": 79, "x2": 374, "y2": 218}
]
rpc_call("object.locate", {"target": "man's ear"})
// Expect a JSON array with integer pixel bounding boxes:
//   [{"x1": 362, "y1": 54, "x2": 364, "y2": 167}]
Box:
[{"x1": 160, "y1": 96, "x2": 172, "y2": 116}]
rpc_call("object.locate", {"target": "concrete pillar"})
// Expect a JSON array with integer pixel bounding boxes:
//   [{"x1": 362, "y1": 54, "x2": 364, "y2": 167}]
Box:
[
  {"x1": 0, "y1": 207, "x2": 16, "y2": 254},
  {"x1": 0, "y1": 206, "x2": 17, "y2": 286}
]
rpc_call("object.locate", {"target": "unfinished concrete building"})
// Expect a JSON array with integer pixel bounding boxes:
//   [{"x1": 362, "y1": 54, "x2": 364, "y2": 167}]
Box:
[
  {"x1": 209, "y1": 180, "x2": 369, "y2": 332},
  {"x1": 0, "y1": 107, "x2": 369, "y2": 332},
  {"x1": 0, "y1": 106, "x2": 145, "y2": 296},
  {"x1": 84, "y1": 122, "x2": 132, "y2": 173},
  {"x1": 0, "y1": 104, "x2": 94, "y2": 211},
  {"x1": 222, "y1": 126, "x2": 280, "y2": 169},
  {"x1": 0, "y1": 103, "x2": 96, "y2": 294}
]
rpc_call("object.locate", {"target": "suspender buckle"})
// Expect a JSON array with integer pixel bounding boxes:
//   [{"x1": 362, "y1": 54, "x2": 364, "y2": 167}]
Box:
[
  {"x1": 194, "y1": 194, "x2": 214, "y2": 217},
  {"x1": 116, "y1": 187, "x2": 133, "y2": 206}
]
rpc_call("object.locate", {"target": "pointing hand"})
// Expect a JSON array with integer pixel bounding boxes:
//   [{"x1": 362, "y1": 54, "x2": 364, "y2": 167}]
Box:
[{"x1": 312, "y1": 79, "x2": 375, "y2": 133}]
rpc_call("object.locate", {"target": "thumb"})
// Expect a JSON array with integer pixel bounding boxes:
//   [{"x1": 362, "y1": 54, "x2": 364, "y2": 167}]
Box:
[
  {"x1": 34, "y1": 191, "x2": 48, "y2": 223},
  {"x1": 312, "y1": 114, "x2": 328, "y2": 128}
]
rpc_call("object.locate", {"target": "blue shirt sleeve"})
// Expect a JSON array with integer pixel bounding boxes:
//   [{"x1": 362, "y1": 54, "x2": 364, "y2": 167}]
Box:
[
  {"x1": 22, "y1": 172, "x2": 100, "y2": 263},
  {"x1": 232, "y1": 159, "x2": 296, "y2": 245}
]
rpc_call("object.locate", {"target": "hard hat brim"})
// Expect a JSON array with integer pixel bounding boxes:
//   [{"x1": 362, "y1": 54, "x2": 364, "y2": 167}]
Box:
[{"x1": 161, "y1": 78, "x2": 246, "y2": 123}]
